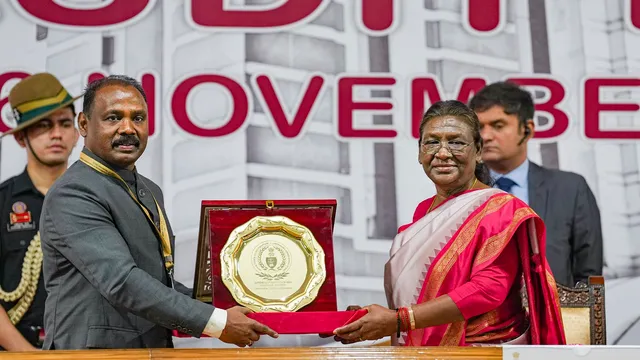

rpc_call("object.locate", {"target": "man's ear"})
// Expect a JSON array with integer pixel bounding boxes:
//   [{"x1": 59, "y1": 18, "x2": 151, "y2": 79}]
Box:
[
  {"x1": 525, "y1": 119, "x2": 535, "y2": 139},
  {"x1": 13, "y1": 131, "x2": 26, "y2": 148},
  {"x1": 78, "y1": 112, "x2": 88, "y2": 137}
]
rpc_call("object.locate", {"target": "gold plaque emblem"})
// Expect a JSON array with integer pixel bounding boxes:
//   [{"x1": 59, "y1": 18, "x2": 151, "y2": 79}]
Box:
[
  {"x1": 252, "y1": 241, "x2": 292, "y2": 280},
  {"x1": 220, "y1": 216, "x2": 326, "y2": 312}
]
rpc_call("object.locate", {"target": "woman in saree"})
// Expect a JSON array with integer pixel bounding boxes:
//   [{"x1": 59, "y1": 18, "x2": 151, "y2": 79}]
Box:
[{"x1": 333, "y1": 100, "x2": 566, "y2": 346}]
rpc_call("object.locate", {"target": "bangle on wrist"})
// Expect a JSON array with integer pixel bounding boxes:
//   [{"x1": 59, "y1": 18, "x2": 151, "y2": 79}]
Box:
[
  {"x1": 407, "y1": 306, "x2": 416, "y2": 330},
  {"x1": 399, "y1": 307, "x2": 410, "y2": 332},
  {"x1": 396, "y1": 306, "x2": 416, "y2": 337}
]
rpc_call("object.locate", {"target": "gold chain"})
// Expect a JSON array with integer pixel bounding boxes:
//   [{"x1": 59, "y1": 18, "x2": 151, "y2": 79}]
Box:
[{"x1": 0, "y1": 232, "x2": 42, "y2": 325}]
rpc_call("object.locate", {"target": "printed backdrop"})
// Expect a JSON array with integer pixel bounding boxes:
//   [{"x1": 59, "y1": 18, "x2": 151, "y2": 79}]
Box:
[{"x1": 0, "y1": 0, "x2": 639, "y2": 347}]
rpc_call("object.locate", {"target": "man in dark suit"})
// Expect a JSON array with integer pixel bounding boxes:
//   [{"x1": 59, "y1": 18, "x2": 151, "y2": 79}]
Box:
[
  {"x1": 469, "y1": 81, "x2": 603, "y2": 287},
  {"x1": 39, "y1": 75, "x2": 278, "y2": 349}
]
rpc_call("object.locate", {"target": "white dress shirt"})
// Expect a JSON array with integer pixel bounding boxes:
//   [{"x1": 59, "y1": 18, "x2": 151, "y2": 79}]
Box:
[
  {"x1": 489, "y1": 159, "x2": 530, "y2": 204},
  {"x1": 203, "y1": 308, "x2": 228, "y2": 337}
]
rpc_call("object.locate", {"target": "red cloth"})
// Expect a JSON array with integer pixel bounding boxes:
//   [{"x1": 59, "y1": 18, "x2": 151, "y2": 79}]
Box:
[
  {"x1": 173, "y1": 310, "x2": 367, "y2": 337},
  {"x1": 248, "y1": 309, "x2": 368, "y2": 335},
  {"x1": 396, "y1": 190, "x2": 565, "y2": 346}
]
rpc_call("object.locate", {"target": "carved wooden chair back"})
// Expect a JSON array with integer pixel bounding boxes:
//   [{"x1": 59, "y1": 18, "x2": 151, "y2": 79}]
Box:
[{"x1": 522, "y1": 276, "x2": 606, "y2": 345}]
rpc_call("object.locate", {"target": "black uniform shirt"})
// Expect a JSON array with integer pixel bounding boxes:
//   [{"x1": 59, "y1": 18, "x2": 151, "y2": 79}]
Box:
[{"x1": 0, "y1": 168, "x2": 46, "y2": 328}]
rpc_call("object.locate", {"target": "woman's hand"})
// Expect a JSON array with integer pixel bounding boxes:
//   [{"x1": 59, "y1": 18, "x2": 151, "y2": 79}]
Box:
[
  {"x1": 319, "y1": 305, "x2": 364, "y2": 339},
  {"x1": 332, "y1": 304, "x2": 397, "y2": 344}
]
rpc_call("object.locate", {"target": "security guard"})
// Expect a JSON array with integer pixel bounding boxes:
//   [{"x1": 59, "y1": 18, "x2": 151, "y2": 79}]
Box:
[{"x1": 0, "y1": 73, "x2": 80, "y2": 350}]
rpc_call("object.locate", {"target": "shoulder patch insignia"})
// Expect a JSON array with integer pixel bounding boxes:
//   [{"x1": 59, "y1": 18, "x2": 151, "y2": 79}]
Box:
[{"x1": 8, "y1": 201, "x2": 34, "y2": 231}]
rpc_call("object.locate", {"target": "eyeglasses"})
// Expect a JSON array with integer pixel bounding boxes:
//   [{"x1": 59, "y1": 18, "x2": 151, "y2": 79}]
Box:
[{"x1": 420, "y1": 140, "x2": 472, "y2": 155}]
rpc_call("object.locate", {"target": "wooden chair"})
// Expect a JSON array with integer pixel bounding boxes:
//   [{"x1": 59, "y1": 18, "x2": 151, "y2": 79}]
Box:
[
  {"x1": 521, "y1": 275, "x2": 606, "y2": 345},
  {"x1": 555, "y1": 276, "x2": 607, "y2": 345}
]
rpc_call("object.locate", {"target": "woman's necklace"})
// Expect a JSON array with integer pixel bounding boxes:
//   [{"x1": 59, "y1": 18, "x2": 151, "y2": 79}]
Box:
[{"x1": 426, "y1": 178, "x2": 478, "y2": 214}]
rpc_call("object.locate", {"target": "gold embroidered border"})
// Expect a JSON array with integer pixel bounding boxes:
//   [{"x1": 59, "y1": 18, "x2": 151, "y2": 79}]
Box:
[
  {"x1": 441, "y1": 321, "x2": 465, "y2": 346},
  {"x1": 466, "y1": 309, "x2": 500, "y2": 335},
  {"x1": 472, "y1": 207, "x2": 535, "y2": 267},
  {"x1": 466, "y1": 323, "x2": 519, "y2": 343}
]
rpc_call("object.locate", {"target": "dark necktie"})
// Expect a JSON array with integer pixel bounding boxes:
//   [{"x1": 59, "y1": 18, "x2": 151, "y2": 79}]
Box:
[{"x1": 495, "y1": 177, "x2": 516, "y2": 193}]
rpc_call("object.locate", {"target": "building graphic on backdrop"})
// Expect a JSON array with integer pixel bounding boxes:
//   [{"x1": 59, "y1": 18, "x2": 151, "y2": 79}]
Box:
[{"x1": 0, "y1": 0, "x2": 639, "y2": 346}]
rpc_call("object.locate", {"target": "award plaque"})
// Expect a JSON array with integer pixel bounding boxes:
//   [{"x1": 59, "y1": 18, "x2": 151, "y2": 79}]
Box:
[
  {"x1": 182, "y1": 199, "x2": 367, "y2": 336},
  {"x1": 219, "y1": 215, "x2": 326, "y2": 312}
]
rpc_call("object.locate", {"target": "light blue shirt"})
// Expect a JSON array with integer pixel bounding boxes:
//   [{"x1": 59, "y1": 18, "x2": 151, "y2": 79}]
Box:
[{"x1": 489, "y1": 159, "x2": 530, "y2": 204}]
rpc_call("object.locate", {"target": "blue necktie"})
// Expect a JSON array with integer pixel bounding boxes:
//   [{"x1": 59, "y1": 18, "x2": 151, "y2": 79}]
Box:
[{"x1": 495, "y1": 177, "x2": 516, "y2": 193}]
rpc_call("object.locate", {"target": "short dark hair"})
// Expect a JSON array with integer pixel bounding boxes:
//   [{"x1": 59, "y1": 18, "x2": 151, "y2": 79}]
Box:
[
  {"x1": 419, "y1": 100, "x2": 493, "y2": 186},
  {"x1": 468, "y1": 81, "x2": 534, "y2": 127},
  {"x1": 66, "y1": 103, "x2": 76, "y2": 117},
  {"x1": 82, "y1": 75, "x2": 146, "y2": 117}
]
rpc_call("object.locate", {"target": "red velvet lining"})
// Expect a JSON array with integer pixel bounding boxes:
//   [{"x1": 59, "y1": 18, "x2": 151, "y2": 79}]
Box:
[{"x1": 208, "y1": 205, "x2": 337, "y2": 312}]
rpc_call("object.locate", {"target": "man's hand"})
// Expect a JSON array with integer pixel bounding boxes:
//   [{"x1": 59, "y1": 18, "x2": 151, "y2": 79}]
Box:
[{"x1": 218, "y1": 306, "x2": 279, "y2": 347}]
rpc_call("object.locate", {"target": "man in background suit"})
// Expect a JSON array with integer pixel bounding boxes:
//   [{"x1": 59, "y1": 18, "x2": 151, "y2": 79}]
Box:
[
  {"x1": 39, "y1": 75, "x2": 278, "y2": 349},
  {"x1": 469, "y1": 81, "x2": 603, "y2": 287}
]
